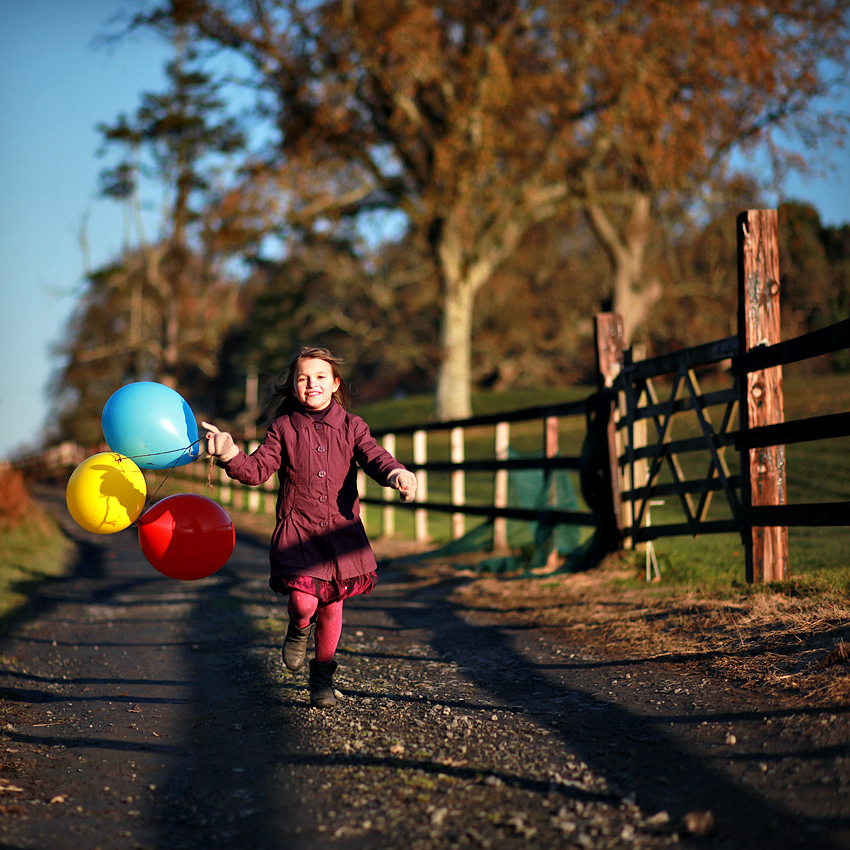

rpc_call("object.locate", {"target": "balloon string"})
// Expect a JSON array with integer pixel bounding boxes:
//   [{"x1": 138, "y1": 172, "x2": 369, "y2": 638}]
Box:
[
  {"x1": 204, "y1": 454, "x2": 216, "y2": 497},
  {"x1": 115, "y1": 438, "x2": 205, "y2": 526},
  {"x1": 118, "y1": 437, "x2": 205, "y2": 464}
]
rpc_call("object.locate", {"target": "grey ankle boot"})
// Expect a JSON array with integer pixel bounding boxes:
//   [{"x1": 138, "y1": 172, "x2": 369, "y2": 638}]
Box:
[
  {"x1": 308, "y1": 659, "x2": 338, "y2": 708},
  {"x1": 282, "y1": 616, "x2": 315, "y2": 672}
]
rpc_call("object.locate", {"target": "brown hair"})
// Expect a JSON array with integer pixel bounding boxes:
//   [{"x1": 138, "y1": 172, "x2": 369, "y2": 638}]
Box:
[{"x1": 264, "y1": 346, "x2": 351, "y2": 421}]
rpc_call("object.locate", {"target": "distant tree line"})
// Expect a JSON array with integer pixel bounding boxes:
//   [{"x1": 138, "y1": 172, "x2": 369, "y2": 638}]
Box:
[{"x1": 48, "y1": 0, "x2": 850, "y2": 446}]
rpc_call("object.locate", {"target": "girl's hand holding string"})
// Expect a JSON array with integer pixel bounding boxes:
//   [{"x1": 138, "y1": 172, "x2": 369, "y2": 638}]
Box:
[
  {"x1": 388, "y1": 469, "x2": 417, "y2": 503},
  {"x1": 201, "y1": 421, "x2": 240, "y2": 462}
]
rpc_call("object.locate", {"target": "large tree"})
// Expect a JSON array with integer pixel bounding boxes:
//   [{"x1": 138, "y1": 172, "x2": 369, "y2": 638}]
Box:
[
  {"x1": 142, "y1": 0, "x2": 598, "y2": 418},
  {"x1": 132, "y1": 0, "x2": 849, "y2": 418}
]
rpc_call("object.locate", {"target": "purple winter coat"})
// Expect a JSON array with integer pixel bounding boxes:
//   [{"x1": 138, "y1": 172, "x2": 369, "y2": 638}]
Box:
[{"x1": 221, "y1": 401, "x2": 404, "y2": 582}]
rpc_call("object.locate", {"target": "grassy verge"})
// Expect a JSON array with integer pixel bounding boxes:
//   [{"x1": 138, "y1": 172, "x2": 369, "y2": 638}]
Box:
[{"x1": 0, "y1": 508, "x2": 74, "y2": 632}]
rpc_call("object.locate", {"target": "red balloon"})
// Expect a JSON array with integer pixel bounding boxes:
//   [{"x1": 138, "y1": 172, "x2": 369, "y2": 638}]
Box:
[{"x1": 138, "y1": 494, "x2": 235, "y2": 580}]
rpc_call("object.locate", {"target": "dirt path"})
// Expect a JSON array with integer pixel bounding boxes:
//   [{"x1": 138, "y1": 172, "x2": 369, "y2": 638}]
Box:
[{"x1": 0, "y1": 488, "x2": 847, "y2": 849}]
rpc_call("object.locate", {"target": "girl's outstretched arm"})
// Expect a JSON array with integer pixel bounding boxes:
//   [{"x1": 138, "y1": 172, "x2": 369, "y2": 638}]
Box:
[{"x1": 351, "y1": 417, "x2": 414, "y2": 498}]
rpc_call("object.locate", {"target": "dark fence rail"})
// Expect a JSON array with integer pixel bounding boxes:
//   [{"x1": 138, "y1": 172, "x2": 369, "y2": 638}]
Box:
[{"x1": 369, "y1": 398, "x2": 590, "y2": 435}]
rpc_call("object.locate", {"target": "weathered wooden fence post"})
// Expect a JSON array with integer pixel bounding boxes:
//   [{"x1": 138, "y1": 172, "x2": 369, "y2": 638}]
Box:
[
  {"x1": 737, "y1": 209, "x2": 788, "y2": 583},
  {"x1": 620, "y1": 343, "x2": 648, "y2": 550}
]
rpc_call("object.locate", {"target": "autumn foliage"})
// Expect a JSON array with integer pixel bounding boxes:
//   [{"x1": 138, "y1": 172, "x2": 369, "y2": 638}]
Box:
[
  {"x1": 0, "y1": 466, "x2": 34, "y2": 530},
  {"x1": 49, "y1": 0, "x2": 846, "y2": 439},
  {"x1": 138, "y1": 0, "x2": 849, "y2": 415}
]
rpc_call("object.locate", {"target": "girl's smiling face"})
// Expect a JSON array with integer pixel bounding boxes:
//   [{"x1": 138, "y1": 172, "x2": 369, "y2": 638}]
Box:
[{"x1": 294, "y1": 357, "x2": 341, "y2": 411}]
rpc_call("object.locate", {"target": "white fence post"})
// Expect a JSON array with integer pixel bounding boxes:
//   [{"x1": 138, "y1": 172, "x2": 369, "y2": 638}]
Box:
[
  {"x1": 218, "y1": 464, "x2": 232, "y2": 505},
  {"x1": 357, "y1": 469, "x2": 367, "y2": 529},
  {"x1": 451, "y1": 426, "x2": 465, "y2": 539},
  {"x1": 382, "y1": 434, "x2": 396, "y2": 537},
  {"x1": 264, "y1": 477, "x2": 275, "y2": 514},
  {"x1": 414, "y1": 429, "x2": 428, "y2": 543},
  {"x1": 493, "y1": 421, "x2": 510, "y2": 550},
  {"x1": 247, "y1": 441, "x2": 260, "y2": 512}
]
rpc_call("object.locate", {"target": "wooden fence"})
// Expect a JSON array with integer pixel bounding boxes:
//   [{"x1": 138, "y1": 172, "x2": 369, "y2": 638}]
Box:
[
  {"x1": 360, "y1": 399, "x2": 600, "y2": 570},
  {"x1": 599, "y1": 210, "x2": 850, "y2": 582},
  {"x1": 16, "y1": 210, "x2": 849, "y2": 583},
  {"x1": 172, "y1": 398, "x2": 603, "y2": 574}
]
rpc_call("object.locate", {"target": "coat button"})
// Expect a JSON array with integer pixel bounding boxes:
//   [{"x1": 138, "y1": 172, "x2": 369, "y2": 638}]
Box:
[
  {"x1": 319, "y1": 520, "x2": 328, "y2": 528},
  {"x1": 317, "y1": 470, "x2": 326, "y2": 478},
  {"x1": 316, "y1": 445, "x2": 326, "y2": 453},
  {"x1": 319, "y1": 495, "x2": 327, "y2": 503},
  {"x1": 314, "y1": 422, "x2": 322, "y2": 429}
]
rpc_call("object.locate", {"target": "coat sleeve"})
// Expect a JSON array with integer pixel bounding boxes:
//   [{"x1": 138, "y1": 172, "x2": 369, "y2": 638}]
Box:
[
  {"x1": 351, "y1": 416, "x2": 406, "y2": 486},
  {"x1": 220, "y1": 422, "x2": 284, "y2": 486}
]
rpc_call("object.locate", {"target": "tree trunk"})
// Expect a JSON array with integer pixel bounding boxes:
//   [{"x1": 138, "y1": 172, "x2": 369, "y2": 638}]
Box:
[
  {"x1": 431, "y1": 223, "x2": 505, "y2": 421},
  {"x1": 434, "y1": 277, "x2": 476, "y2": 420},
  {"x1": 586, "y1": 193, "x2": 662, "y2": 345},
  {"x1": 613, "y1": 265, "x2": 663, "y2": 346}
]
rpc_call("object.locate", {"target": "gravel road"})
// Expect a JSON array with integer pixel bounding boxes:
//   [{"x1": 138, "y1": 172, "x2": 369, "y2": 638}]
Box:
[{"x1": 0, "y1": 489, "x2": 847, "y2": 850}]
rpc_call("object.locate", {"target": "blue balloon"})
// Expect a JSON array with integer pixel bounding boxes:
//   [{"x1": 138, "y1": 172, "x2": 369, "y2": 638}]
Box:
[{"x1": 102, "y1": 382, "x2": 201, "y2": 469}]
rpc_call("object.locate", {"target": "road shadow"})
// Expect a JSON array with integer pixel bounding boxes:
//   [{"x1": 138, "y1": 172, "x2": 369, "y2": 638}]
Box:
[
  {"x1": 151, "y1": 557, "x2": 310, "y2": 850},
  {"x1": 14, "y1": 487, "x2": 312, "y2": 849},
  {"x1": 378, "y1": 566, "x2": 849, "y2": 850}
]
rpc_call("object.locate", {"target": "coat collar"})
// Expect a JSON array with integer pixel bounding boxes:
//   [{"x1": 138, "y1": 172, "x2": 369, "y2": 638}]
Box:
[{"x1": 290, "y1": 399, "x2": 345, "y2": 431}]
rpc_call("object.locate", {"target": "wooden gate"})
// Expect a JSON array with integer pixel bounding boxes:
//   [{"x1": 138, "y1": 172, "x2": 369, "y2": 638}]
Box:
[{"x1": 602, "y1": 210, "x2": 850, "y2": 582}]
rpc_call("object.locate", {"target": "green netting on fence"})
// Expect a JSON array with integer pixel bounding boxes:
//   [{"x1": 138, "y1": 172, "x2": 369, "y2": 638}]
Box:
[{"x1": 397, "y1": 449, "x2": 588, "y2": 575}]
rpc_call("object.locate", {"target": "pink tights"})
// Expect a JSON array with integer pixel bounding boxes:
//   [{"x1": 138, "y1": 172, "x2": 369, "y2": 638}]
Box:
[{"x1": 287, "y1": 590, "x2": 343, "y2": 663}]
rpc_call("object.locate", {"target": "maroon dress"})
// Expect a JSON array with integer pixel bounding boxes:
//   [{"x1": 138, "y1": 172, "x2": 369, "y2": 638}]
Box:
[{"x1": 220, "y1": 401, "x2": 404, "y2": 602}]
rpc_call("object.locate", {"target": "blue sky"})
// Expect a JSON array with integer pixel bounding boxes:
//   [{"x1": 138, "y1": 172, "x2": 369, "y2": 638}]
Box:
[
  {"x1": 1, "y1": 0, "x2": 170, "y2": 460},
  {"x1": 0, "y1": 0, "x2": 848, "y2": 461}
]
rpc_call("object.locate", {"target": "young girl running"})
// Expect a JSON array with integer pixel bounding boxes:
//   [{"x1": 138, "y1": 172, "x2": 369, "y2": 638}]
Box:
[{"x1": 201, "y1": 347, "x2": 416, "y2": 708}]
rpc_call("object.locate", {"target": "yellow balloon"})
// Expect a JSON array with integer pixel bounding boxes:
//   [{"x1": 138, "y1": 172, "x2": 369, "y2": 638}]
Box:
[{"x1": 65, "y1": 452, "x2": 147, "y2": 534}]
